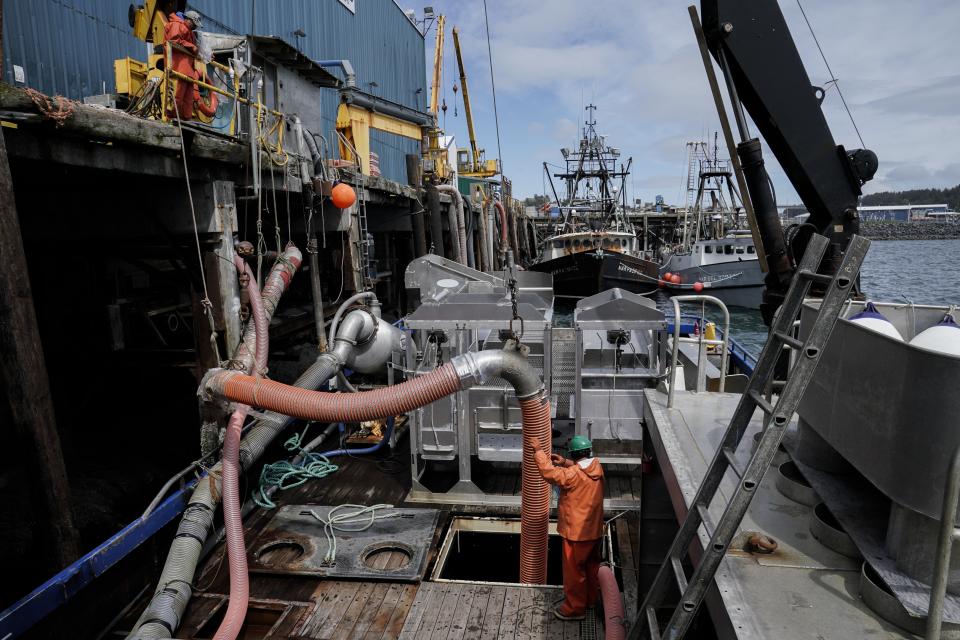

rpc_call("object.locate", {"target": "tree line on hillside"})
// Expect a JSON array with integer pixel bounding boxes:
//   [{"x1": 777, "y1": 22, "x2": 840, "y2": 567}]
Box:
[{"x1": 861, "y1": 184, "x2": 960, "y2": 211}]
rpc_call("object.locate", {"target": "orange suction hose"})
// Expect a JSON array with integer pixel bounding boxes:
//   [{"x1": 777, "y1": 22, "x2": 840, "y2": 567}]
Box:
[{"x1": 205, "y1": 356, "x2": 552, "y2": 584}]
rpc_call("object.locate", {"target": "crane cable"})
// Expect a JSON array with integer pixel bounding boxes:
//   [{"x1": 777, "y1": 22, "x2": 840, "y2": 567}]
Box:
[
  {"x1": 795, "y1": 0, "x2": 866, "y2": 149},
  {"x1": 482, "y1": 0, "x2": 503, "y2": 178}
]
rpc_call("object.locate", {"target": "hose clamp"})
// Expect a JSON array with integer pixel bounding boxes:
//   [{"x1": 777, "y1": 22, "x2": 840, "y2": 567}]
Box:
[
  {"x1": 198, "y1": 368, "x2": 229, "y2": 402},
  {"x1": 450, "y1": 352, "x2": 485, "y2": 389}
]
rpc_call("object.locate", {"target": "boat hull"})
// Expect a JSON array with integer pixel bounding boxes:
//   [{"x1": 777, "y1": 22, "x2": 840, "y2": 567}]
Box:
[
  {"x1": 530, "y1": 251, "x2": 660, "y2": 297},
  {"x1": 662, "y1": 260, "x2": 764, "y2": 309}
]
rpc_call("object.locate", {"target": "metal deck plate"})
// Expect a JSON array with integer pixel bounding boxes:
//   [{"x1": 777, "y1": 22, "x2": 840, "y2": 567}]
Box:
[
  {"x1": 247, "y1": 505, "x2": 439, "y2": 581},
  {"x1": 644, "y1": 389, "x2": 912, "y2": 639},
  {"x1": 790, "y1": 454, "x2": 960, "y2": 624}
]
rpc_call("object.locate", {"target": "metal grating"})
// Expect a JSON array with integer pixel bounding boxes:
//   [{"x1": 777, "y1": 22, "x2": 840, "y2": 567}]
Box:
[{"x1": 551, "y1": 328, "x2": 576, "y2": 418}]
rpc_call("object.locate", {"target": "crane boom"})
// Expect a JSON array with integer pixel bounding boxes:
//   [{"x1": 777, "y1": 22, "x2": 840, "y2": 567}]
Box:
[
  {"x1": 450, "y1": 25, "x2": 499, "y2": 178},
  {"x1": 430, "y1": 15, "x2": 446, "y2": 116},
  {"x1": 698, "y1": 0, "x2": 877, "y2": 323},
  {"x1": 452, "y1": 27, "x2": 480, "y2": 169}
]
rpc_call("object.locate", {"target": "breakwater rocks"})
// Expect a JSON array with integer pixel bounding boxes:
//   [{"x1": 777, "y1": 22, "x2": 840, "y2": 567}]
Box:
[{"x1": 859, "y1": 221, "x2": 960, "y2": 241}]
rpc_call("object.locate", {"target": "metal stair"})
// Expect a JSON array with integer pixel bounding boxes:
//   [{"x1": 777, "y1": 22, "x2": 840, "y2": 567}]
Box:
[{"x1": 631, "y1": 233, "x2": 870, "y2": 639}]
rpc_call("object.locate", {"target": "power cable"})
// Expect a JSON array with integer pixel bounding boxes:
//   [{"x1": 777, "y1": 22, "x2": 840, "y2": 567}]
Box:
[{"x1": 795, "y1": 0, "x2": 866, "y2": 149}]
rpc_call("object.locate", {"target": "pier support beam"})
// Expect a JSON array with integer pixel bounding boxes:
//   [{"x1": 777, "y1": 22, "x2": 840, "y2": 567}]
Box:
[{"x1": 0, "y1": 130, "x2": 81, "y2": 570}]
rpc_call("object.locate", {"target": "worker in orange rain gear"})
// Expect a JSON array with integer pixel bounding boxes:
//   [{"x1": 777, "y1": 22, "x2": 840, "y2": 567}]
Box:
[
  {"x1": 533, "y1": 434, "x2": 605, "y2": 621},
  {"x1": 164, "y1": 10, "x2": 203, "y2": 120}
]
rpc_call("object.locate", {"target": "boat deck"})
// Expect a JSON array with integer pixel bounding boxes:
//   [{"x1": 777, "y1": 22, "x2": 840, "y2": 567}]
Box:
[
  {"x1": 642, "y1": 388, "x2": 910, "y2": 639},
  {"x1": 111, "y1": 437, "x2": 640, "y2": 639}
]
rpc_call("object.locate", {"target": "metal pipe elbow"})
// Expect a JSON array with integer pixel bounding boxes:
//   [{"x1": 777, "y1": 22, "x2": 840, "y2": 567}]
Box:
[{"x1": 451, "y1": 348, "x2": 544, "y2": 400}]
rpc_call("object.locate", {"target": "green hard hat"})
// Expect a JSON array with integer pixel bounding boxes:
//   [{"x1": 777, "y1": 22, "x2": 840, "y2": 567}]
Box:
[{"x1": 568, "y1": 435, "x2": 592, "y2": 453}]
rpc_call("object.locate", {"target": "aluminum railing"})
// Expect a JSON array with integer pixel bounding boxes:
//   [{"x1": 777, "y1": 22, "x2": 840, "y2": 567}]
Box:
[
  {"x1": 667, "y1": 295, "x2": 730, "y2": 408},
  {"x1": 926, "y1": 444, "x2": 960, "y2": 639}
]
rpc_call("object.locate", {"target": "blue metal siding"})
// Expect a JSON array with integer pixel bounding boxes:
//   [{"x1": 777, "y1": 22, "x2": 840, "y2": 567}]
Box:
[{"x1": 2, "y1": 0, "x2": 426, "y2": 182}]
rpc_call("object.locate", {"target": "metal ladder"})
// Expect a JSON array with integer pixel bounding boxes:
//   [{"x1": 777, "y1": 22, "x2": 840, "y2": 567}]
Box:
[
  {"x1": 631, "y1": 233, "x2": 870, "y2": 640},
  {"x1": 355, "y1": 175, "x2": 373, "y2": 289}
]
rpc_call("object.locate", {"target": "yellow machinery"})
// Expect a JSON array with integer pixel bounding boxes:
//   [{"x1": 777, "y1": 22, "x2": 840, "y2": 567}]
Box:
[
  {"x1": 451, "y1": 27, "x2": 499, "y2": 179},
  {"x1": 335, "y1": 14, "x2": 449, "y2": 181},
  {"x1": 335, "y1": 100, "x2": 422, "y2": 175},
  {"x1": 422, "y1": 15, "x2": 450, "y2": 181},
  {"x1": 115, "y1": 0, "x2": 281, "y2": 137}
]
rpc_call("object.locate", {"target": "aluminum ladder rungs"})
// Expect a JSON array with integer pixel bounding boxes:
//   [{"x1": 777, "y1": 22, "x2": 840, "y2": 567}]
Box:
[
  {"x1": 695, "y1": 503, "x2": 716, "y2": 538},
  {"x1": 748, "y1": 389, "x2": 775, "y2": 415},
  {"x1": 645, "y1": 607, "x2": 661, "y2": 640},
  {"x1": 797, "y1": 269, "x2": 833, "y2": 285},
  {"x1": 671, "y1": 556, "x2": 688, "y2": 592},
  {"x1": 773, "y1": 330, "x2": 804, "y2": 351},
  {"x1": 722, "y1": 447, "x2": 746, "y2": 479}
]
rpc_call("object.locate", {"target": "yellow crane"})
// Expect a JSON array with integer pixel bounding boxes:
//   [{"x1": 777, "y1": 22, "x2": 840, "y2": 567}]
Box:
[
  {"x1": 421, "y1": 14, "x2": 450, "y2": 181},
  {"x1": 452, "y1": 26, "x2": 499, "y2": 179}
]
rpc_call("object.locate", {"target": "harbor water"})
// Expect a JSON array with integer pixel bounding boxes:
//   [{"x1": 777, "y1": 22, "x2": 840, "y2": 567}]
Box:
[
  {"x1": 696, "y1": 239, "x2": 960, "y2": 354},
  {"x1": 557, "y1": 240, "x2": 960, "y2": 357}
]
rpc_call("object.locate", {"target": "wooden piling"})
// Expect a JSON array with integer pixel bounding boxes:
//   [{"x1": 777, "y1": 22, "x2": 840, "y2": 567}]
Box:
[
  {"x1": 405, "y1": 155, "x2": 427, "y2": 257},
  {"x1": 0, "y1": 128, "x2": 81, "y2": 570},
  {"x1": 425, "y1": 184, "x2": 444, "y2": 258}
]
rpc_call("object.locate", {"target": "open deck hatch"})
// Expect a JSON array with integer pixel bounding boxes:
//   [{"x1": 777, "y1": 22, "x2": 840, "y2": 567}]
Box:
[{"x1": 431, "y1": 516, "x2": 613, "y2": 587}]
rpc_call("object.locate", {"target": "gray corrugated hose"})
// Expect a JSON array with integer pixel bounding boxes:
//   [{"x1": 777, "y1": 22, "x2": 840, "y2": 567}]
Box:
[
  {"x1": 436, "y1": 184, "x2": 467, "y2": 266},
  {"x1": 127, "y1": 294, "x2": 386, "y2": 639}
]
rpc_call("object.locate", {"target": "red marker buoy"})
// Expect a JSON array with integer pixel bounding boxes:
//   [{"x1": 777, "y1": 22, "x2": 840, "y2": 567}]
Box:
[
  {"x1": 658, "y1": 279, "x2": 667, "y2": 289},
  {"x1": 670, "y1": 273, "x2": 681, "y2": 285},
  {"x1": 663, "y1": 272, "x2": 673, "y2": 281},
  {"x1": 693, "y1": 281, "x2": 704, "y2": 292},
  {"x1": 331, "y1": 182, "x2": 357, "y2": 209}
]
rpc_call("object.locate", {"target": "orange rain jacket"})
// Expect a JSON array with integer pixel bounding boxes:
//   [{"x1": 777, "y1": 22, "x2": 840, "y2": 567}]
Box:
[
  {"x1": 164, "y1": 13, "x2": 198, "y2": 76},
  {"x1": 534, "y1": 451, "x2": 605, "y2": 541}
]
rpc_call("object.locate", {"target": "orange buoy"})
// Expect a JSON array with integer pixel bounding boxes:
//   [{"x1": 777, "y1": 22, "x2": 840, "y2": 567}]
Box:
[
  {"x1": 663, "y1": 272, "x2": 673, "y2": 281},
  {"x1": 693, "y1": 281, "x2": 704, "y2": 292},
  {"x1": 670, "y1": 273, "x2": 681, "y2": 285},
  {"x1": 331, "y1": 183, "x2": 357, "y2": 209},
  {"x1": 658, "y1": 279, "x2": 667, "y2": 289}
]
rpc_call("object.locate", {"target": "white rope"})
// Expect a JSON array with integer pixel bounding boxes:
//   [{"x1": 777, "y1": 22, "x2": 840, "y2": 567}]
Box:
[
  {"x1": 309, "y1": 504, "x2": 398, "y2": 566},
  {"x1": 171, "y1": 89, "x2": 222, "y2": 364}
]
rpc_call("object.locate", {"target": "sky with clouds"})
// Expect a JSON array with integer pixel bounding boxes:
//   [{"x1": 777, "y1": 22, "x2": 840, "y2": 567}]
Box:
[{"x1": 420, "y1": 0, "x2": 960, "y2": 206}]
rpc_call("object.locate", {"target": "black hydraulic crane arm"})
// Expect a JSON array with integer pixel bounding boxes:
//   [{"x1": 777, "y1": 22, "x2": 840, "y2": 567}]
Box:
[{"x1": 699, "y1": 0, "x2": 877, "y2": 321}]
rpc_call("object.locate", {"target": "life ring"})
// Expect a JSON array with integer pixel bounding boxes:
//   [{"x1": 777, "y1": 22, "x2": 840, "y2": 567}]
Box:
[{"x1": 194, "y1": 68, "x2": 219, "y2": 120}]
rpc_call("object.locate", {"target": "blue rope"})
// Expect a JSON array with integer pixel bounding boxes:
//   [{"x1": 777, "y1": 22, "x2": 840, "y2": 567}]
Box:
[{"x1": 252, "y1": 423, "x2": 339, "y2": 509}]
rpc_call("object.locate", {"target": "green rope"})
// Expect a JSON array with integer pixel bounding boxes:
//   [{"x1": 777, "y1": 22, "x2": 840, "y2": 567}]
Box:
[{"x1": 253, "y1": 423, "x2": 339, "y2": 509}]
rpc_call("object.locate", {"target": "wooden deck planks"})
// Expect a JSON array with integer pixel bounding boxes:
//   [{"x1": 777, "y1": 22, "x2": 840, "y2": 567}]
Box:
[
  {"x1": 444, "y1": 583, "x2": 477, "y2": 640},
  {"x1": 359, "y1": 583, "x2": 405, "y2": 640},
  {"x1": 381, "y1": 584, "x2": 419, "y2": 640},
  {"x1": 399, "y1": 581, "x2": 444, "y2": 639},
  {"x1": 306, "y1": 581, "x2": 363, "y2": 638},
  {"x1": 461, "y1": 585, "x2": 492, "y2": 640},
  {"x1": 477, "y1": 585, "x2": 507, "y2": 640},
  {"x1": 332, "y1": 582, "x2": 391, "y2": 640},
  {"x1": 497, "y1": 586, "x2": 523, "y2": 637},
  {"x1": 426, "y1": 582, "x2": 463, "y2": 639}
]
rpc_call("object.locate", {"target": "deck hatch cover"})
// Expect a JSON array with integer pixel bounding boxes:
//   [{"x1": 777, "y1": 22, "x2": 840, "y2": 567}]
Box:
[{"x1": 247, "y1": 505, "x2": 439, "y2": 581}]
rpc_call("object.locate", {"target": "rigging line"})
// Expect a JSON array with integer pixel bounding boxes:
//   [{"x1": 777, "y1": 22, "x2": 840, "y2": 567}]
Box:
[
  {"x1": 171, "y1": 96, "x2": 221, "y2": 364},
  {"x1": 795, "y1": 0, "x2": 866, "y2": 149},
  {"x1": 482, "y1": 0, "x2": 504, "y2": 177}
]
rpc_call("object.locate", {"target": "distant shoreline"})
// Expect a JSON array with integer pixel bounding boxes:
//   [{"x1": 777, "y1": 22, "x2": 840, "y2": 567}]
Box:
[{"x1": 858, "y1": 221, "x2": 960, "y2": 241}]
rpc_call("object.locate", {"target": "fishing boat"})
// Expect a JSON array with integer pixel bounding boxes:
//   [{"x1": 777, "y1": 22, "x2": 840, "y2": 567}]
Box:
[
  {"x1": 660, "y1": 139, "x2": 763, "y2": 308},
  {"x1": 529, "y1": 105, "x2": 660, "y2": 298}
]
